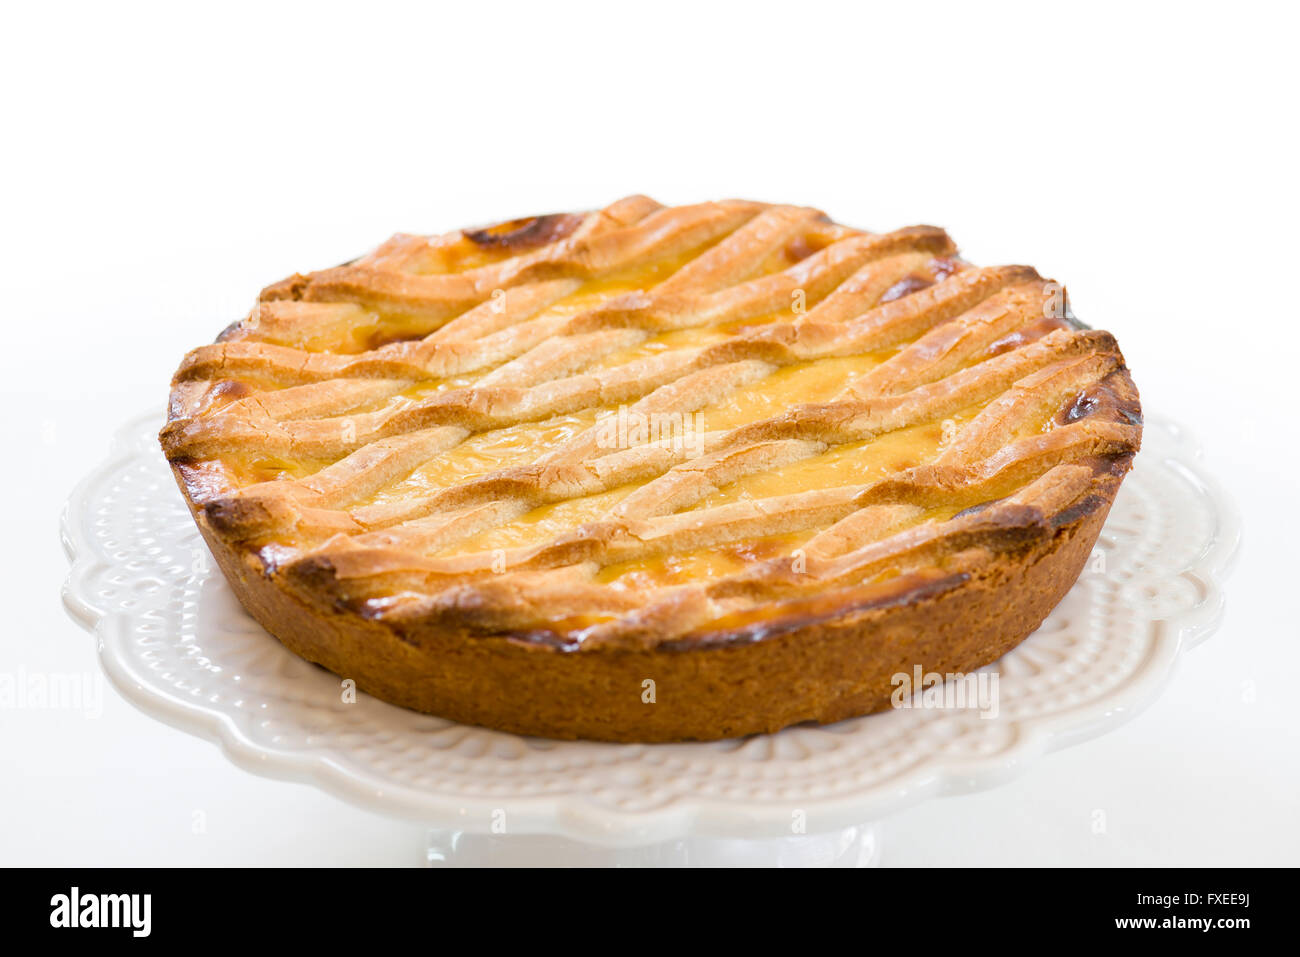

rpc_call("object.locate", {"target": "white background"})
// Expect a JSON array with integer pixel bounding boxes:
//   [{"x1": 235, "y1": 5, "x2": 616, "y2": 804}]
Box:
[{"x1": 3, "y1": 1, "x2": 1297, "y2": 865}]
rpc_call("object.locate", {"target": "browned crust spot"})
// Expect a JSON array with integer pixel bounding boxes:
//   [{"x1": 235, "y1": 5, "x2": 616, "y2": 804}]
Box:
[{"x1": 462, "y1": 213, "x2": 582, "y2": 250}]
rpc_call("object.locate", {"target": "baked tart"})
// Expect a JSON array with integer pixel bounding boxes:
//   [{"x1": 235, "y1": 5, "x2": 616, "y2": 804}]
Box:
[{"x1": 161, "y1": 196, "x2": 1142, "y2": 742}]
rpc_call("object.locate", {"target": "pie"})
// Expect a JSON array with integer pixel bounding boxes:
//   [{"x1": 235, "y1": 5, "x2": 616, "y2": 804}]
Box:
[{"x1": 160, "y1": 196, "x2": 1142, "y2": 742}]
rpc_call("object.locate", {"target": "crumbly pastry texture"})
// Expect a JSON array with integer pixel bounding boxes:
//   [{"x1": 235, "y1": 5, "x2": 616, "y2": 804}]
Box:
[{"x1": 161, "y1": 196, "x2": 1142, "y2": 741}]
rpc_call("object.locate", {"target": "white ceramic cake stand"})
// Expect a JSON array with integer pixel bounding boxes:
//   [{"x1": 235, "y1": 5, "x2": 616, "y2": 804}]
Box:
[{"x1": 61, "y1": 412, "x2": 1237, "y2": 866}]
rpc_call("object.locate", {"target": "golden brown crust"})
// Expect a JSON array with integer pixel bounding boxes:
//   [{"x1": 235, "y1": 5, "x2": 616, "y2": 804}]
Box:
[
  {"x1": 178, "y1": 454, "x2": 1124, "y2": 741},
  {"x1": 161, "y1": 196, "x2": 1142, "y2": 742}
]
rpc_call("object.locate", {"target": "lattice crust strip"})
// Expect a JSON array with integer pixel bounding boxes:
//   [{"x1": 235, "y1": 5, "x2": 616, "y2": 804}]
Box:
[{"x1": 162, "y1": 196, "x2": 1142, "y2": 646}]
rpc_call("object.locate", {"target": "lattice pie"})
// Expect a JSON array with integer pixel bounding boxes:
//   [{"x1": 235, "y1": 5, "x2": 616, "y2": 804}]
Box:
[{"x1": 161, "y1": 197, "x2": 1142, "y2": 741}]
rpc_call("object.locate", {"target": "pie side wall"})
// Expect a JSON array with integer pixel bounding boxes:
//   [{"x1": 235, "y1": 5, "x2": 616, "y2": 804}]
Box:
[{"x1": 178, "y1": 463, "x2": 1118, "y2": 743}]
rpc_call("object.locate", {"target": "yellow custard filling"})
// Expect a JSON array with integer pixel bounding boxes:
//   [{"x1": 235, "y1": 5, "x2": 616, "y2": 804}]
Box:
[
  {"x1": 596, "y1": 530, "x2": 815, "y2": 589},
  {"x1": 443, "y1": 485, "x2": 637, "y2": 555},
  {"x1": 695, "y1": 353, "x2": 895, "y2": 432},
  {"x1": 210, "y1": 223, "x2": 1057, "y2": 595},
  {"x1": 345, "y1": 283, "x2": 978, "y2": 570},
  {"x1": 355, "y1": 411, "x2": 601, "y2": 510},
  {"x1": 691, "y1": 417, "x2": 968, "y2": 513}
]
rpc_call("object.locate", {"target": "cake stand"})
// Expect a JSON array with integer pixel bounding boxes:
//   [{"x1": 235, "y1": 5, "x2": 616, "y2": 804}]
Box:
[{"x1": 61, "y1": 413, "x2": 1237, "y2": 866}]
